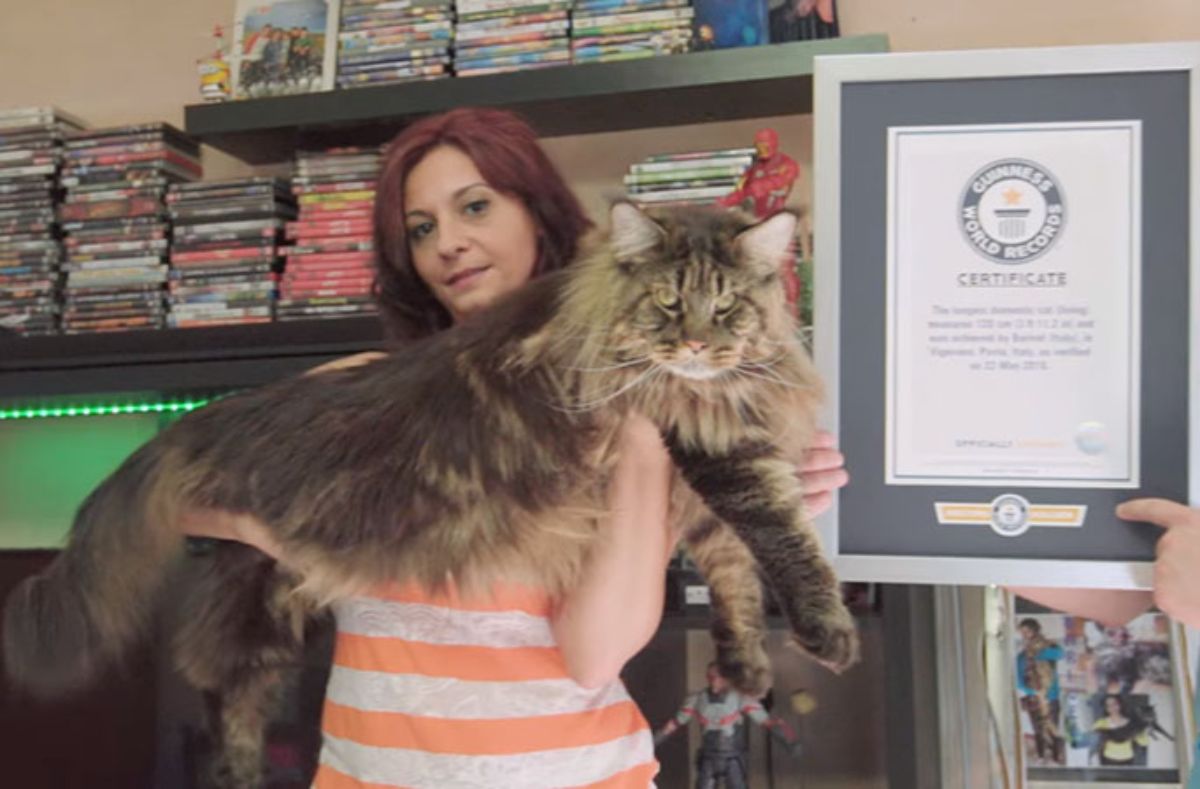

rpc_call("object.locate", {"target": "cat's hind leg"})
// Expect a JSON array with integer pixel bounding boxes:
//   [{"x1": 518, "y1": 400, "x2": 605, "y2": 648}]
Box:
[{"x1": 173, "y1": 542, "x2": 322, "y2": 788}]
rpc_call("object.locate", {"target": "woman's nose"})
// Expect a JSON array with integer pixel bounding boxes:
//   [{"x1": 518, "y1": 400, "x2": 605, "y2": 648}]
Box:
[{"x1": 436, "y1": 217, "x2": 469, "y2": 259}]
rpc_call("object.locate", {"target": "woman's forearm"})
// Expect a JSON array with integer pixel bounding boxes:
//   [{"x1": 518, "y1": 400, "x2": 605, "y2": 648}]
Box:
[
  {"x1": 1009, "y1": 586, "x2": 1153, "y2": 627},
  {"x1": 552, "y1": 419, "x2": 675, "y2": 688}
]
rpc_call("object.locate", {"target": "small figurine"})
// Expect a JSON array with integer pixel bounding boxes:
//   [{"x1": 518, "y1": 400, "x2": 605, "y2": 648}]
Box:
[
  {"x1": 717, "y1": 128, "x2": 803, "y2": 315},
  {"x1": 717, "y1": 128, "x2": 800, "y2": 219},
  {"x1": 769, "y1": 0, "x2": 840, "y2": 44},
  {"x1": 655, "y1": 661, "x2": 803, "y2": 789},
  {"x1": 197, "y1": 24, "x2": 232, "y2": 103}
]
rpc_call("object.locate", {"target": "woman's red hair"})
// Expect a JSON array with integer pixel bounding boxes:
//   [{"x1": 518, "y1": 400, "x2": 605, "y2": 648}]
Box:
[{"x1": 371, "y1": 108, "x2": 592, "y2": 340}]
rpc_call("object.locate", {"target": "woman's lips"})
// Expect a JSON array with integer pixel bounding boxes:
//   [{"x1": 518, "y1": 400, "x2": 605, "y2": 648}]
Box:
[{"x1": 446, "y1": 266, "x2": 491, "y2": 289}]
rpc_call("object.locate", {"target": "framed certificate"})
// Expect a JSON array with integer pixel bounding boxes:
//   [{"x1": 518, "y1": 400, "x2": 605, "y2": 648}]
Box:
[{"x1": 813, "y1": 43, "x2": 1199, "y2": 588}]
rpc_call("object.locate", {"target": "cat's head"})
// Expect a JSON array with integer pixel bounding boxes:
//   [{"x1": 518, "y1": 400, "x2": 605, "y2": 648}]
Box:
[{"x1": 605, "y1": 201, "x2": 798, "y2": 381}]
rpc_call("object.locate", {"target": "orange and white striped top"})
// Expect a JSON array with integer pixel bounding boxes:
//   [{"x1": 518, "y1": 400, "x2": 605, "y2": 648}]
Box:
[{"x1": 313, "y1": 582, "x2": 659, "y2": 789}]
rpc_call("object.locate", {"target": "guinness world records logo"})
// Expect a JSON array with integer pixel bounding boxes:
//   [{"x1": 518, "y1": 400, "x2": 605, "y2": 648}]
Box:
[
  {"x1": 960, "y1": 158, "x2": 1066, "y2": 264},
  {"x1": 990, "y1": 494, "x2": 1031, "y2": 537}
]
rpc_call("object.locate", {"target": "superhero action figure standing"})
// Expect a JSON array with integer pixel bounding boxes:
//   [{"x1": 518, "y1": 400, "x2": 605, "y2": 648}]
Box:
[
  {"x1": 655, "y1": 662, "x2": 803, "y2": 789},
  {"x1": 717, "y1": 128, "x2": 803, "y2": 310},
  {"x1": 717, "y1": 128, "x2": 800, "y2": 219}
]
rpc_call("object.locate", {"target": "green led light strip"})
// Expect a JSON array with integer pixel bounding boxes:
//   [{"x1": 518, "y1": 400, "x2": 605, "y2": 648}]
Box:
[{"x1": 0, "y1": 399, "x2": 211, "y2": 421}]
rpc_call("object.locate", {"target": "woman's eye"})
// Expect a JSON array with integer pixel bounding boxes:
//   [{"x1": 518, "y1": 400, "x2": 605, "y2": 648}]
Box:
[
  {"x1": 408, "y1": 222, "x2": 434, "y2": 241},
  {"x1": 464, "y1": 199, "x2": 489, "y2": 216},
  {"x1": 654, "y1": 287, "x2": 680, "y2": 309},
  {"x1": 714, "y1": 292, "x2": 737, "y2": 312}
]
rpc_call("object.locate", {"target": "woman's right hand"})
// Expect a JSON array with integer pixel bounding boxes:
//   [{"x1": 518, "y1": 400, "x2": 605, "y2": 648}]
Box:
[
  {"x1": 179, "y1": 508, "x2": 286, "y2": 563},
  {"x1": 306, "y1": 351, "x2": 386, "y2": 376}
]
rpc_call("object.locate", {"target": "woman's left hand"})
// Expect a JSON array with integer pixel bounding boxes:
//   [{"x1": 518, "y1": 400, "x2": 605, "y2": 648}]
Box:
[{"x1": 798, "y1": 430, "x2": 848, "y2": 517}]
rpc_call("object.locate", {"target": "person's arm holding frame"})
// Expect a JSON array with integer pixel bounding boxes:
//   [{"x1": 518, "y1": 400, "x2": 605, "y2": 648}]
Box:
[{"x1": 1013, "y1": 498, "x2": 1200, "y2": 629}]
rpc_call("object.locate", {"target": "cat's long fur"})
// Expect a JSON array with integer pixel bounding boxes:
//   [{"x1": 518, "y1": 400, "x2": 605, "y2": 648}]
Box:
[{"x1": 4, "y1": 203, "x2": 858, "y2": 786}]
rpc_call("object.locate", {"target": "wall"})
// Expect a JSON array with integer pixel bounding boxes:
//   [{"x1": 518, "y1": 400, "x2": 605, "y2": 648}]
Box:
[
  {"x1": 838, "y1": 0, "x2": 1200, "y2": 52},
  {"x1": 0, "y1": 0, "x2": 243, "y2": 178}
]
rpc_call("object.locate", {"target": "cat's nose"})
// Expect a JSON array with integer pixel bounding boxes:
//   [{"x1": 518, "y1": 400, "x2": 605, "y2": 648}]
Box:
[{"x1": 684, "y1": 340, "x2": 707, "y2": 354}]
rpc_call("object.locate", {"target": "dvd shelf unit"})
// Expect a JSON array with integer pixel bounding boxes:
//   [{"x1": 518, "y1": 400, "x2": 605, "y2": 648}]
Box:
[{"x1": 0, "y1": 35, "x2": 888, "y2": 399}]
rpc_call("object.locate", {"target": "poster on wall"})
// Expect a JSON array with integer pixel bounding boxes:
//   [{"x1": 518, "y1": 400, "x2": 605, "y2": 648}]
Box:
[
  {"x1": 230, "y1": 0, "x2": 340, "y2": 99},
  {"x1": 1008, "y1": 609, "x2": 1193, "y2": 786},
  {"x1": 813, "y1": 42, "x2": 1200, "y2": 589}
]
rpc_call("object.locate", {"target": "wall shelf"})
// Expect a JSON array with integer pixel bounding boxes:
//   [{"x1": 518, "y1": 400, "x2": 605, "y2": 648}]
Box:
[
  {"x1": 185, "y1": 36, "x2": 888, "y2": 163},
  {"x1": 0, "y1": 318, "x2": 384, "y2": 398}
]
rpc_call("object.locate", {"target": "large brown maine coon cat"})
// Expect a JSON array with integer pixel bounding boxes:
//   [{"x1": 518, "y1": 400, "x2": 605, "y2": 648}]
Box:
[{"x1": 3, "y1": 202, "x2": 858, "y2": 786}]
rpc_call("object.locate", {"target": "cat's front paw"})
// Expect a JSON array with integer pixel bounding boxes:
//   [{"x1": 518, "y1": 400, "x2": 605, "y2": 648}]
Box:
[
  {"x1": 791, "y1": 601, "x2": 860, "y2": 674},
  {"x1": 717, "y1": 642, "x2": 773, "y2": 698}
]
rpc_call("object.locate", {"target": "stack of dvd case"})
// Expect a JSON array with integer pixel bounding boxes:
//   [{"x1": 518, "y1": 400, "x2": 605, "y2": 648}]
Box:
[
  {"x1": 624, "y1": 145, "x2": 752, "y2": 206},
  {"x1": 337, "y1": 0, "x2": 453, "y2": 88},
  {"x1": 454, "y1": 0, "x2": 572, "y2": 76},
  {"x1": 279, "y1": 147, "x2": 380, "y2": 322},
  {"x1": 570, "y1": 0, "x2": 692, "y2": 64},
  {"x1": 166, "y1": 178, "x2": 296, "y2": 328},
  {"x1": 58, "y1": 123, "x2": 201, "y2": 334},
  {"x1": 0, "y1": 107, "x2": 83, "y2": 337}
]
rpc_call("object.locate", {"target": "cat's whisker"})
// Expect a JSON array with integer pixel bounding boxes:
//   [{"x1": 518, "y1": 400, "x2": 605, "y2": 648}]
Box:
[
  {"x1": 558, "y1": 365, "x2": 663, "y2": 412},
  {"x1": 742, "y1": 350, "x2": 790, "y2": 369},
  {"x1": 732, "y1": 366, "x2": 809, "y2": 390},
  {"x1": 729, "y1": 369, "x2": 785, "y2": 388},
  {"x1": 565, "y1": 357, "x2": 651, "y2": 373},
  {"x1": 737, "y1": 361, "x2": 806, "y2": 382},
  {"x1": 740, "y1": 363, "x2": 789, "y2": 378},
  {"x1": 587, "y1": 365, "x2": 664, "y2": 408}
]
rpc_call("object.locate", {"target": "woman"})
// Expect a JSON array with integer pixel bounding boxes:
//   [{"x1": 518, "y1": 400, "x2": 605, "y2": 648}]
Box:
[
  {"x1": 188, "y1": 107, "x2": 849, "y2": 787},
  {"x1": 1092, "y1": 694, "x2": 1149, "y2": 766}
]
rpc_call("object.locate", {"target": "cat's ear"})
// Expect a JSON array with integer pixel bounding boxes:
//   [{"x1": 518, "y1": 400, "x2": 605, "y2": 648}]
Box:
[
  {"x1": 610, "y1": 200, "x2": 665, "y2": 262},
  {"x1": 733, "y1": 210, "x2": 797, "y2": 274}
]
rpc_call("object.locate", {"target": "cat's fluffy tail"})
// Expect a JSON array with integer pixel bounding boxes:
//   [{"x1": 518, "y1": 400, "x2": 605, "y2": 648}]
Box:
[{"x1": 3, "y1": 439, "x2": 183, "y2": 697}]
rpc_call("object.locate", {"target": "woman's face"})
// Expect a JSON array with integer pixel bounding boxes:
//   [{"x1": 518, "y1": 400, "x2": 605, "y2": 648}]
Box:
[
  {"x1": 1106, "y1": 697, "x2": 1121, "y2": 716},
  {"x1": 403, "y1": 145, "x2": 540, "y2": 322}
]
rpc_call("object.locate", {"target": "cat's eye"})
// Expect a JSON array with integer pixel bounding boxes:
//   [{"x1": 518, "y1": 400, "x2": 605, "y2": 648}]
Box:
[
  {"x1": 714, "y1": 292, "x2": 738, "y2": 313},
  {"x1": 654, "y1": 287, "x2": 680, "y2": 309}
]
